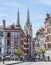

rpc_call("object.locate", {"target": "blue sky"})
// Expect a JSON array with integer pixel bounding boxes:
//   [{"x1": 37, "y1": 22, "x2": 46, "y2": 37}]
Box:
[{"x1": 0, "y1": 0, "x2": 51, "y2": 37}]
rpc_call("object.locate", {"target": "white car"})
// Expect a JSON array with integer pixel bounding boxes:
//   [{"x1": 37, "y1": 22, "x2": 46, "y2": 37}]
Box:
[
  {"x1": 10, "y1": 55, "x2": 15, "y2": 60},
  {"x1": 5, "y1": 55, "x2": 10, "y2": 60}
]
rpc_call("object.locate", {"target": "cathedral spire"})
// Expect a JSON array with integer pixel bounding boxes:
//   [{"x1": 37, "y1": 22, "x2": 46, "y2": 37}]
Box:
[
  {"x1": 17, "y1": 10, "x2": 20, "y2": 27},
  {"x1": 24, "y1": 9, "x2": 32, "y2": 36},
  {"x1": 26, "y1": 9, "x2": 30, "y2": 24}
]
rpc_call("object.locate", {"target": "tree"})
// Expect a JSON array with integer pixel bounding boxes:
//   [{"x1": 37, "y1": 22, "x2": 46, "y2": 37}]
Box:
[
  {"x1": 39, "y1": 48, "x2": 46, "y2": 59},
  {"x1": 15, "y1": 49, "x2": 24, "y2": 60}
]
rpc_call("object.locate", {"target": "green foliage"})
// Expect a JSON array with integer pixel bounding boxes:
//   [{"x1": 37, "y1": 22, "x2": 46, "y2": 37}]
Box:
[
  {"x1": 15, "y1": 49, "x2": 24, "y2": 57},
  {"x1": 39, "y1": 48, "x2": 46, "y2": 54}
]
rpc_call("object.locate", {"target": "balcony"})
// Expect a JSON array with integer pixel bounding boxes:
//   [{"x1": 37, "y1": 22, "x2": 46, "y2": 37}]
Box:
[
  {"x1": 20, "y1": 45, "x2": 24, "y2": 48},
  {"x1": 24, "y1": 42, "x2": 27, "y2": 45},
  {"x1": 45, "y1": 23, "x2": 51, "y2": 28},
  {"x1": 45, "y1": 32, "x2": 51, "y2": 35},
  {"x1": 45, "y1": 40, "x2": 51, "y2": 43},
  {"x1": 24, "y1": 47, "x2": 29, "y2": 50},
  {"x1": 20, "y1": 37, "x2": 24, "y2": 41}
]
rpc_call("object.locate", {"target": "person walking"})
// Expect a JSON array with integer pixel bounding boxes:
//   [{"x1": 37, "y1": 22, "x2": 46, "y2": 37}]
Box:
[
  {"x1": 2, "y1": 55, "x2": 5, "y2": 64},
  {"x1": 48, "y1": 56, "x2": 50, "y2": 61}
]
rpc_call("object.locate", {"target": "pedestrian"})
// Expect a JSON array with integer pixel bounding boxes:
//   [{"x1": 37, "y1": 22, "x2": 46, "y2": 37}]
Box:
[
  {"x1": 23, "y1": 56, "x2": 25, "y2": 61},
  {"x1": 2, "y1": 55, "x2": 5, "y2": 64},
  {"x1": 48, "y1": 56, "x2": 50, "y2": 61}
]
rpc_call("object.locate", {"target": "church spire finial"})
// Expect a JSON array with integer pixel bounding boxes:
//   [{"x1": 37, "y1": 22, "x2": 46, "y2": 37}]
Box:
[
  {"x1": 27, "y1": 9, "x2": 30, "y2": 24},
  {"x1": 17, "y1": 10, "x2": 20, "y2": 27}
]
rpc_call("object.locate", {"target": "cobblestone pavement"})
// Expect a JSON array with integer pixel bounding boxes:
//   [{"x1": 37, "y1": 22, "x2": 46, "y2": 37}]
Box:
[{"x1": 0, "y1": 61, "x2": 22, "y2": 65}]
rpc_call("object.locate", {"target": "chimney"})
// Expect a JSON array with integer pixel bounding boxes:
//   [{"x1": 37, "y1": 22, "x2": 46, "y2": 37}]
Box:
[
  {"x1": 45, "y1": 14, "x2": 50, "y2": 20},
  {"x1": 3, "y1": 19, "x2": 6, "y2": 28},
  {"x1": 46, "y1": 14, "x2": 50, "y2": 18}
]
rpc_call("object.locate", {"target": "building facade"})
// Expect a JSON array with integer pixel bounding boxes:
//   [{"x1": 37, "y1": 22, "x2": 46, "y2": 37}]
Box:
[
  {"x1": 0, "y1": 10, "x2": 34, "y2": 60},
  {"x1": 31, "y1": 38, "x2": 35, "y2": 58},
  {"x1": 34, "y1": 27, "x2": 45, "y2": 59},
  {"x1": 44, "y1": 14, "x2": 51, "y2": 58},
  {"x1": 36, "y1": 27, "x2": 45, "y2": 49},
  {"x1": 0, "y1": 26, "x2": 4, "y2": 59},
  {"x1": 2, "y1": 11, "x2": 29, "y2": 58}
]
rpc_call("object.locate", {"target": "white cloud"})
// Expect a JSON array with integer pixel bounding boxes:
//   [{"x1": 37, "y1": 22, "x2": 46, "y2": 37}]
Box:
[
  {"x1": 30, "y1": 12, "x2": 45, "y2": 22},
  {"x1": 0, "y1": 0, "x2": 27, "y2": 14},
  {"x1": 30, "y1": 0, "x2": 51, "y2": 6},
  {"x1": 36, "y1": 0, "x2": 51, "y2": 6},
  {"x1": 0, "y1": 0, "x2": 26, "y2": 8},
  {"x1": 39, "y1": 0, "x2": 51, "y2": 6},
  {"x1": 0, "y1": 14, "x2": 5, "y2": 17}
]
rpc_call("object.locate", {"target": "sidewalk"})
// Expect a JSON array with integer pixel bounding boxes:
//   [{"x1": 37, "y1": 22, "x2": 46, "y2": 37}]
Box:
[
  {"x1": 31, "y1": 62, "x2": 51, "y2": 65},
  {"x1": 0, "y1": 61, "x2": 22, "y2": 65}
]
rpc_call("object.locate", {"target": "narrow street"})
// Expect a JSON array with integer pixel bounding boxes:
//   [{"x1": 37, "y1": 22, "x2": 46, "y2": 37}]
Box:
[
  {"x1": 14, "y1": 62, "x2": 34, "y2": 65},
  {"x1": 13, "y1": 62, "x2": 51, "y2": 65},
  {"x1": 1, "y1": 61, "x2": 51, "y2": 65}
]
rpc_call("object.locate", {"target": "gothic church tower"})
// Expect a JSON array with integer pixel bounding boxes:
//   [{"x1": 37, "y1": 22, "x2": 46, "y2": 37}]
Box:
[
  {"x1": 16, "y1": 10, "x2": 21, "y2": 28},
  {"x1": 24, "y1": 9, "x2": 32, "y2": 37}
]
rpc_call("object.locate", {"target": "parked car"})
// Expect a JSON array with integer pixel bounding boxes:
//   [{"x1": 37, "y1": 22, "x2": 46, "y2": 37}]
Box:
[
  {"x1": 5, "y1": 55, "x2": 10, "y2": 60},
  {"x1": 10, "y1": 55, "x2": 14, "y2": 60}
]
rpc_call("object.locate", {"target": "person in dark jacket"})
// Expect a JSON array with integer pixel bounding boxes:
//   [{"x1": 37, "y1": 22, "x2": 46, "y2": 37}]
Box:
[
  {"x1": 47, "y1": 56, "x2": 50, "y2": 61},
  {"x1": 2, "y1": 55, "x2": 5, "y2": 64}
]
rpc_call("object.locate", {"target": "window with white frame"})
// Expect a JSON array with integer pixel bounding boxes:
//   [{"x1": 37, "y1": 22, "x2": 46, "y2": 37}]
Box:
[{"x1": 14, "y1": 32, "x2": 20, "y2": 38}]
